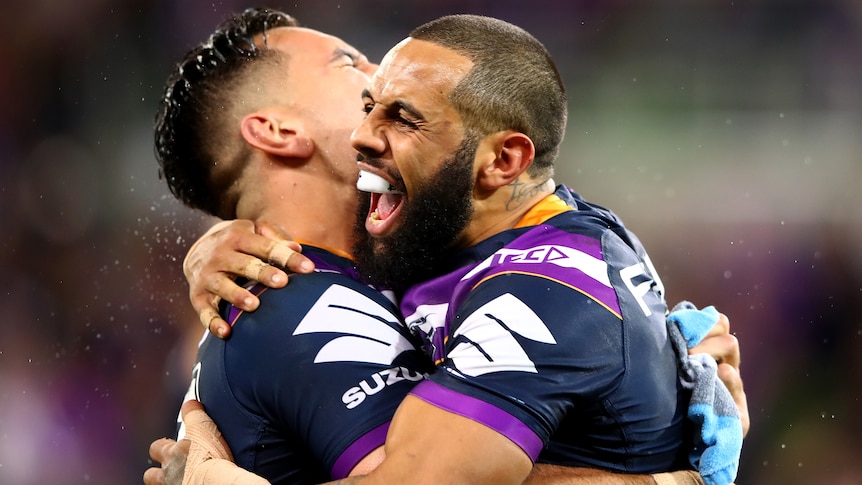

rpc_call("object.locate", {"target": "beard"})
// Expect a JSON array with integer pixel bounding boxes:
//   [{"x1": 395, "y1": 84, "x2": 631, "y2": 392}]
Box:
[{"x1": 352, "y1": 136, "x2": 478, "y2": 294}]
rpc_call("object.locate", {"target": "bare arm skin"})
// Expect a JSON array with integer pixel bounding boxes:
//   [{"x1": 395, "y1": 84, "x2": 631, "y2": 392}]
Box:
[
  {"x1": 183, "y1": 220, "x2": 314, "y2": 338},
  {"x1": 323, "y1": 397, "x2": 706, "y2": 485},
  {"x1": 325, "y1": 394, "x2": 533, "y2": 485},
  {"x1": 524, "y1": 465, "x2": 659, "y2": 484},
  {"x1": 321, "y1": 313, "x2": 748, "y2": 485},
  {"x1": 144, "y1": 400, "x2": 712, "y2": 485}
]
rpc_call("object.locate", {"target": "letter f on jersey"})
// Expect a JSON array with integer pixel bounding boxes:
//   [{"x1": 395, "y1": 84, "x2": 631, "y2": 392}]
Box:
[
  {"x1": 293, "y1": 285, "x2": 414, "y2": 365},
  {"x1": 449, "y1": 293, "x2": 556, "y2": 377}
]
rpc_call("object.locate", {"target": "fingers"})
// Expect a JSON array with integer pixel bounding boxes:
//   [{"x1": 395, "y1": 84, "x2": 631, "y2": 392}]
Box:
[
  {"x1": 143, "y1": 466, "x2": 166, "y2": 485},
  {"x1": 149, "y1": 438, "x2": 179, "y2": 464},
  {"x1": 689, "y1": 333, "x2": 740, "y2": 370},
  {"x1": 255, "y1": 220, "x2": 292, "y2": 240},
  {"x1": 181, "y1": 220, "x2": 316, "y2": 340},
  {"x1": 194, "y1": 252, "x2": 264, "y2": 310},
  {"x1": 688, "y1": 312, "x2": 740, "y2": 369},
  {"x1": 265, "y1": 239, "x2": 315, "y2": 275},
  {"x1": 702, "y1": 312, "x2": 730, "y2": 340},
  {"x1": 718, "y1": 363, "x2": 750, "y2": 437},
  {"x1": 183, "y1": 220, "x2": 295, "y2": 339},
  {"x1": 684, "y1": 308, "x2": 750, "y2": 437},
  {"x1": 145, "y1": 438, "x2": 191, "y2": 485},
  {"x1": 256, "y1": 221, "x2": 315, "y2": 274},
  {"x1": 165, "y1": 440, "x2": 191, "y2": 485},
  {"x1": 198, "y1": 241, "x2": 288, "y2": 288},
  {"x1": 195, "y1": 300, "x2": 232, "y2": 339}
]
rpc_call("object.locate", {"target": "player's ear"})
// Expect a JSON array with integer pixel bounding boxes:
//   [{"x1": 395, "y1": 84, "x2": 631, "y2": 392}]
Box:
[
  {"x1": 240, "y1": 110, "x2": 314, "y2": 159},
  {"x1": 475, "y1": 130, "x2": 535, "y2": 190}
]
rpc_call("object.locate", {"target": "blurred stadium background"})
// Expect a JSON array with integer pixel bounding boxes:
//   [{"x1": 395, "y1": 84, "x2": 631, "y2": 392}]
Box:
[{"x1": 1, "y1": 0, "x2": 860, "y2": 483}]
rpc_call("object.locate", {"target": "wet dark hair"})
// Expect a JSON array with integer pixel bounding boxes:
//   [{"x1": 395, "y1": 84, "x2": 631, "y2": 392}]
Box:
[
  {"x1": 154, "y1": 8, "x2": 299, "y2": 218},
  {"x1": 409, "y1": 15, "x2": 567, "y2": 179}
]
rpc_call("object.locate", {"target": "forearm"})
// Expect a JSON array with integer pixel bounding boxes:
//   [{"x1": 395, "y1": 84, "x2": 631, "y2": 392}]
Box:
[
  {"x1": 523, "y1": 465, "x2": 704, "y2": 485},
  {"x1": 524, "y1": 465, "x2": 654, "y2": 484},
  {"x1": 322, "y1": 478, "x2": 365, "y2": 484},
  {"x1": 651, "y1": 471, "x2": 704, "y2": 485}
]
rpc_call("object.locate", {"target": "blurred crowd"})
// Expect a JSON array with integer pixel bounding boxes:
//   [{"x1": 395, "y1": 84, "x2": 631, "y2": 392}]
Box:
[{"x1": 1, "y1": 0, "x2": 860, "y2": 483}]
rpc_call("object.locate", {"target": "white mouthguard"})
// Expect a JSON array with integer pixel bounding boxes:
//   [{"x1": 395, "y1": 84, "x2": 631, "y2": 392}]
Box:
[{"x1": 357, "y1": 170, "x2": 402, "y2": 194}]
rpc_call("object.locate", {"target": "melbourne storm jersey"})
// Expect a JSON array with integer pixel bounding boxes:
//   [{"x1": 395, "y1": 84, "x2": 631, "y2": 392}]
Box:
[
  {"x1": 401, "y1": 186, "x2": 690, "y2": 473},
  {"x1": 179, "y1": 246, "x2": 433, "y2": 484}
]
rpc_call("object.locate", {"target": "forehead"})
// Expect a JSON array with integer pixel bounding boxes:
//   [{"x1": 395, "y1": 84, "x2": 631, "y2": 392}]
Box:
[
  {"x1": 260, "y1": 26, "x2": 352, "y2": 61},
  {"x1": 370, "y1": 38, "x2": 473, "y2": 105}
]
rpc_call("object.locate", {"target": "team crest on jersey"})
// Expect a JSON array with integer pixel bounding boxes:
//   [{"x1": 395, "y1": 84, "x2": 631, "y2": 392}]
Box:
[
  {"x1": 404, "y1": 303, "x2": 448, "y2": 360},
  {"x1": 293, "y1": 284, "x2": 414, "y2": 365}
]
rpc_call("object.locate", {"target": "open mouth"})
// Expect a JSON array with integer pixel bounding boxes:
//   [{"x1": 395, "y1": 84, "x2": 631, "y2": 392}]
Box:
[
  {"x1": 369, "y1": 191, "x2": 404, "y2": 222},
  {"x1": 357, "y1": 170, "x2": 405, "y2": 235}
]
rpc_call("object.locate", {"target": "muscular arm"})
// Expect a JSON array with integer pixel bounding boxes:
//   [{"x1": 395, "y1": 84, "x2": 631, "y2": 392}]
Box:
[
  {"x1": 326, "y1": 394, "x2": 533, "y2": 485},
  {"x1": 384, "y1": 395, "x2": 532, "y2": 483},
  {"x1": 525, "y1": 466, "x2": 705, "y2": 485},
  {"x1": 147, "y1": 401, "x2": 705, "y2": 485},
  {"x1": 323, "y1": 397, "x2": 703, "y2": 485},
  {"x1": 524, "y1": 465, "x2": 655, "y2": 484}
]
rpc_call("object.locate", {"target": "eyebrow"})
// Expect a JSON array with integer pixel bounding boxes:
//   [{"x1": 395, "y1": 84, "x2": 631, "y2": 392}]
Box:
[{"x1": 361, "y1": 88, "x2": 426, "y2": 122}]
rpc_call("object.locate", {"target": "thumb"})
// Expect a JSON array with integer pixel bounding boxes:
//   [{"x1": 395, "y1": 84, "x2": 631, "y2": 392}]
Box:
[{"x1": 181, "y1": 400, "x2": 233, "y2": 462}]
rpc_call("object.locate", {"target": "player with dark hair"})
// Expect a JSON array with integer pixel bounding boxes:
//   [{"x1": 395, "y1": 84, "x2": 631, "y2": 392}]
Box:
[
  {"x1": 151, "y1": 8, "x2": 433, "y2": 483},
  {"x1": 146, "y1": 10, "x2": 748, "y2": 485}
]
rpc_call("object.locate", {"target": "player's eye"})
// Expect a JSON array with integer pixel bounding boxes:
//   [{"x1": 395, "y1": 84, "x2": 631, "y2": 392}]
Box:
[
  {"x1": 397, "y1": 113, "x2": 418, "y2": 129},
  {"x1": 342, "y1": 52, "x2": 360, "y2": 68}
]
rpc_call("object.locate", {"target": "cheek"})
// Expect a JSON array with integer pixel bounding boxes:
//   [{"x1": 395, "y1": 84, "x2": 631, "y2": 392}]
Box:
[
  {"x1": 319, "y1": 99, "x2": 366, "y2": 131},
  {"x1": 395, "y1": 149, "x2": 443, "y2": 193},
  {"x1": 319, "y1": 79, "x2": 365, "y2": 117}
]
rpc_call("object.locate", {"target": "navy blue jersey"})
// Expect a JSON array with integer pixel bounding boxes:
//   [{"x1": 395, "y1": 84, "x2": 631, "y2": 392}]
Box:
[
  {"x1": 179, "y1": 246, "x2": 433, "y2": 484},
  {"x1": 401, "y1": 186, "x2": 690, "y2": 473}
]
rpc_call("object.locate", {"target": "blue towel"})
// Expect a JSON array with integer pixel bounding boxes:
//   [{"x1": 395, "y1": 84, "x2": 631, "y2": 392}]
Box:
[{"x1": 667, "y1": 302, "x2": 743, "y2": 485}]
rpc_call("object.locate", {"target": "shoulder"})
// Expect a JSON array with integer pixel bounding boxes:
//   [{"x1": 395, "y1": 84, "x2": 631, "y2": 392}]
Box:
[{"x1": 257, "y1": 271, "x2": 397, "y2": 317}]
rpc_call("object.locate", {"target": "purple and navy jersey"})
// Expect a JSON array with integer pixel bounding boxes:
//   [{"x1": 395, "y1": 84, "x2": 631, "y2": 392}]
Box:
[
  {"x1": 401, "y1": 186, "x2": 690, "y2": 473},
  {"x1": 179, "y1": 246, "x2": 433, "y2": 484}
]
